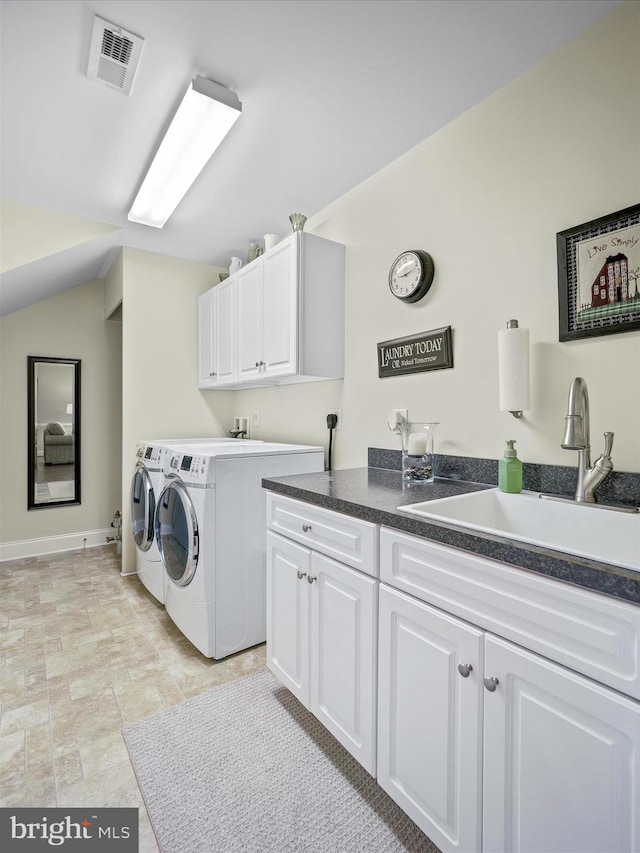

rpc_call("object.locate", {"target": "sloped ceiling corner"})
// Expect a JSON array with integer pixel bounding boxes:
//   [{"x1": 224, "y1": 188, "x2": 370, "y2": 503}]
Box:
[{"x1": 0, "y1": 199, "x2": 120, "y2": 273}]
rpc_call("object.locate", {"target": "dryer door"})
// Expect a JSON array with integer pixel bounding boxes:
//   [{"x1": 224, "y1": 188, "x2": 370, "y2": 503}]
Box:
[
  {"x1": 155, "y1": 476, "x2": 199, "y2": 586},
  {"x1": 130, "y1": 464, "x2": 155, "y2": 553}
]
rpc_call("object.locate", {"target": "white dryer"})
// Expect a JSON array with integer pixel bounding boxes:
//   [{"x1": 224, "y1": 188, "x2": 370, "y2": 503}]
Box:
[
  {"x1": 155, "y1": 442, "x2": 324, "y2": 659},
  {"x1": 130, "y1": 437, "x2": 262, "y2": 603}
]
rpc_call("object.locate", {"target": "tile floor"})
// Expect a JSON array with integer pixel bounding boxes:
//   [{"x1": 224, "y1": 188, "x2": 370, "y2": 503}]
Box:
[{"x1": 0, "y1": 545, "x2": 267, "y2": 851}]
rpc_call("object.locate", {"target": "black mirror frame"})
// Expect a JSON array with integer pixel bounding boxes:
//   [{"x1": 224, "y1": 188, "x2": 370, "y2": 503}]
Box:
[{"x1": 27, "y1": 356, "x2": 81, "y2": 510}]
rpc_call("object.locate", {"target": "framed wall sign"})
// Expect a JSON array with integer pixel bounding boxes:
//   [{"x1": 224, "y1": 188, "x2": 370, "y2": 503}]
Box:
[
  {"x1": 556, "y1": 204, "x2": 640, "y2": 341},
  {"x1": 377, "y1": 326, "x2": 453, "y2": 379}
]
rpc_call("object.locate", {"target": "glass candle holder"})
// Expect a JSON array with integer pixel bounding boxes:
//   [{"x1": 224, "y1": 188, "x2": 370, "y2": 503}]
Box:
[{"x1": 400, "y1": 422, "x2": 438, "y2": 483}]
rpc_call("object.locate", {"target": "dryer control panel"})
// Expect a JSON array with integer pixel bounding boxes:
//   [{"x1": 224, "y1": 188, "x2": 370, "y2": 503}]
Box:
[
  {"x1": 166, "y1": 452, "x2": 215, "y2": 484},
  {"x1": 135, "y1": 441, "x2": 164, "y2": 467}
]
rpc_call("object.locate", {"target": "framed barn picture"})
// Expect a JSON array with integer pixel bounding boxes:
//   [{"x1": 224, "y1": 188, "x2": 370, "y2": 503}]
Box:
[{"x1": 556, "y1": 204, "x2": 640, "y2": 341}]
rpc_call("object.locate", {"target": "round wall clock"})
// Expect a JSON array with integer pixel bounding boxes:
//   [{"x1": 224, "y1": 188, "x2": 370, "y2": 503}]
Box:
[{"x1": 388, "y1": 250, "x2": 435, "y2": 303}]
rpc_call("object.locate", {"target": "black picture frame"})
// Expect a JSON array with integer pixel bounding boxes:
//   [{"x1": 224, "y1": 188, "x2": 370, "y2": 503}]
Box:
[
  {"x1": 556, "y1": 203, "x2": 640, "y2": 342},
  {"x1": 27, "y1": 356, "x2": 81, "y2": 510}
]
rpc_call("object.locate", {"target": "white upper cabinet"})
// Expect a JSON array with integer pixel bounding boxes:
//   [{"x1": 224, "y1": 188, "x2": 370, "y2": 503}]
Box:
[
  {"x1": 197, "y1": 287, "x2": 215, "y2": 387},
  {"x1": 236, "y1": 260, "x2": 264, "y2": 382},
  {"x1": 198, "y1": 276, "x2": 236, "y2": 388},
  {"x1": 197, "y1": 231, "x2": 345, "y2": 389}
]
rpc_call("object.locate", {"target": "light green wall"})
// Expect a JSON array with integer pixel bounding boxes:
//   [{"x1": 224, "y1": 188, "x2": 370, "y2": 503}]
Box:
[
  {"x1": 120, "y1": 248, "x2": 234, "y2": 571},
  {"x1": 236, "y1": 0, "x2": 640, "y2": 474},
  {"x1": 104, "y1": 250, "x2": 123, "y2": 319},
  {"x1": 0, "y1": 199, "x2": 119, "y2": 273},
  {"x1": 0, "y1": 279, "x2": 122, "y2": 544}
]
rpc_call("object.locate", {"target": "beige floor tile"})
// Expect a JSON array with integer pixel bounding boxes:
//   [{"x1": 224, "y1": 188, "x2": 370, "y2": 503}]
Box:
[
  {"x1": 0, "y1": 544, "x2": 267, "y2": 819},
  {"x1": 55, "y1": 758, "x2": 144, "y2": 810},
  {"x1": 26, "y1": 722, "x2": 53, "y2": 769},
  {"x1": 0, "y1": 697, "x2": 50, "y2": 735},
  {"x1": 53, "y1": 749, "x2": 83, "y2": 788},
  {"x1": 77, "y1": 731, "x2": 130, "y2": 778},
  {"x1": 0, "y1": 765, "x2": 56, "y2": 807},
  {"x1": 113, "y1": 681, "x2": 167, "y2": 724},
  {"x1": 0, "y1": 729, "x2": 26, "y2": 780},
  {"x1": 67, "y1": 662, "x2": 132, "y2": 701}
]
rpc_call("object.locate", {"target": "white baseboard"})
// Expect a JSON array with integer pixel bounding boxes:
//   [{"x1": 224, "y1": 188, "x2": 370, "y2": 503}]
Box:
[{"x1": 0, "y1": 528, "x2": 116, "y2": 562}]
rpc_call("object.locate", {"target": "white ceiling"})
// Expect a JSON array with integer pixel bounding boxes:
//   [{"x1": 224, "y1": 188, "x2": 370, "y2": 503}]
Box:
[{"x1": 0, "y1": 0, "x2": 622, "y2": 315}]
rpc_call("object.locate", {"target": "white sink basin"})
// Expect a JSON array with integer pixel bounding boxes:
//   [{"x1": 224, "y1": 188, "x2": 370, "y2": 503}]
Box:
[{"x1": 399, "y1": 488, "x2": 640, "y2": 571}]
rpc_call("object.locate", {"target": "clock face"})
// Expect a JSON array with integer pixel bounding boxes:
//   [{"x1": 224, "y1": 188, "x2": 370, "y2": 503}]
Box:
[{"x1": 389, "y1": 250, "x2": 434, "y2": 303}]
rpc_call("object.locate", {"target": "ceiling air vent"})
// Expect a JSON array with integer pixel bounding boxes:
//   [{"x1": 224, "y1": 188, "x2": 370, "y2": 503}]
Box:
[{"x1": 86, "y1": 15, "x2": 144, "y2": 96}]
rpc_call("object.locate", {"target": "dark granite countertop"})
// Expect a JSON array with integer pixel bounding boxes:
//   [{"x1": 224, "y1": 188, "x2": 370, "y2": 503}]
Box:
[{"x1": 262, "y1": 466, "x2": 640, "y2": 607}]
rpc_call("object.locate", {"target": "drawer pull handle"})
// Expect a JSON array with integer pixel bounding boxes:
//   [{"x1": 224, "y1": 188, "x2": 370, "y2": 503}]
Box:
[
  {"x1": 307, "y1": 575, "x2": 317, "y2": 584},
  {"x1": 302, "y1": 523, "x2": 312, "y2": 532},
  {"x1": 297, "y1": 570, "x2": 307, "y2": 580},
  {"x1": 483, "y1": 676, "x2": 499, "y2": 692},
  {"x1": 458, "y1": 663, "x2": 473, "y2": 678}
]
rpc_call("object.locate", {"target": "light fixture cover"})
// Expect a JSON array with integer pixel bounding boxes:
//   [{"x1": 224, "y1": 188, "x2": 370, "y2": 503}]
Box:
[{"x1": 128, "y1": 77, "x2": 242, "y2": 228}]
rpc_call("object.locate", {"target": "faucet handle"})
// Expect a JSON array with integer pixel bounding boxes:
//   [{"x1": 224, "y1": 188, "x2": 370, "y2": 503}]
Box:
[{"x1": 602, "y1": 431, "x2": 614, "y2": 457}]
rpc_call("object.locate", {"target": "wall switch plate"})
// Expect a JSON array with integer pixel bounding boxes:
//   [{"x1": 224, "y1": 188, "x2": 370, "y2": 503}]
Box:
[{"x1": 252, "y1": 410, "x2": 260, "y2": 427}]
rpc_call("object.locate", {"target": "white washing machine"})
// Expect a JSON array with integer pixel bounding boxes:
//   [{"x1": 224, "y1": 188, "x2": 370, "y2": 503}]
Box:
[
  {"x1": 130, "y1": 437, "x2": 262, "y2": 603},
  {"x1": 154, "y1": 441, "x2": 324, "y2": 659}
]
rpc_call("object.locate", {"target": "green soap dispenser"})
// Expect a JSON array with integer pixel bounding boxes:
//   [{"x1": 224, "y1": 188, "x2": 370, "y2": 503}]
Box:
[{"x1": 499, "y1": 440, "x2": 522, "y2": 493}]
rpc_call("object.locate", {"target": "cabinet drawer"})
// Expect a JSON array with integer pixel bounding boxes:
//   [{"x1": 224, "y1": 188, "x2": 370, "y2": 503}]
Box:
[
  {"x1": 267, "y1": 493, "x2": 378, "y2": 576},
  {"x1": 380, "y1": 526, "x2": 640, "y2": 700}
]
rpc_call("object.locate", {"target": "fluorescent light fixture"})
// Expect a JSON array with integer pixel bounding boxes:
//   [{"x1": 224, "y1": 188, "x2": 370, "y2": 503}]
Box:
[{"x1": 128, "y1": 76, "x2": 242, "y2": 228}]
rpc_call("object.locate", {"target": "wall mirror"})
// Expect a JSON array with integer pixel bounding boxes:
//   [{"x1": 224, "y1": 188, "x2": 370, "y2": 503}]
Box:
[{"x1": 28, "y1": 356, "x2": 81, "y2": 510}]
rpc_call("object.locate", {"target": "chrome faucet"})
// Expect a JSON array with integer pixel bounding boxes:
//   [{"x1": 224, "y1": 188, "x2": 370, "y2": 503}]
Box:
[
  {"x1": 561, "y1": 377, "x2": 614, "y2": 502},
  {"x1": 228, "y1": 428, "x2": 247, "y2": 439}
]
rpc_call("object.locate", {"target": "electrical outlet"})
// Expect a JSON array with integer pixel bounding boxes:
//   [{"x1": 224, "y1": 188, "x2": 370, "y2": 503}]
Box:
[
  {"x1": 252, "y1": 410, "x2": 260, "y2": 428},
  {"x1": 327, "y1": 408, "x2": 342, "y2": 430}
]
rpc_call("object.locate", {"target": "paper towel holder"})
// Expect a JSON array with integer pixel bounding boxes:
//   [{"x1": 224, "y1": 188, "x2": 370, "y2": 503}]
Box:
[{"x1": 498, "y1": 319, "x2": 530, "y2": 419}]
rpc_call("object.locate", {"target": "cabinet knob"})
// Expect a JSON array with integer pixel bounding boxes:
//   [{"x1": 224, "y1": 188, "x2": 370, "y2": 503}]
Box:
[
  {"x1": 210, "y1": 371, "x2": 217, "y2": 377},
  {"x1": 307, "y1": 575, "x2": 317, "y2": 584},
  {"x1": 483, "y1": 676, "x2": 499, "y2": 692},
  {"x1": 296, "y1": 570, "x2": 307, "y2": 580},
  {"x1": 255, "y1": 362, "x2": 260, "y2": 368},
  {"x1": 458, "y1": 663, "x2": 473, "y2": 678},
  {"x1": 259, "y1": 360, "x2": 265, "y2": 367},
  {"x1": 302, "y1": 523, "x2": 312, "y2": 532}
]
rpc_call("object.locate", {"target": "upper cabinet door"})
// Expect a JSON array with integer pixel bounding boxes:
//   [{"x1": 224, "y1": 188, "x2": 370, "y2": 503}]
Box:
[
  {"x1": 213, "y1": 277, "x2": 236, "y2": 385},
  {"x1": 197, "y1": 288, "x2": 215, "y2": 387},
  {"x1": 236, "y1": 260, "x2": 264, "y2": 381},
  {"x1": 263, "y1": 237, "x2": 298, "y2": 378}
]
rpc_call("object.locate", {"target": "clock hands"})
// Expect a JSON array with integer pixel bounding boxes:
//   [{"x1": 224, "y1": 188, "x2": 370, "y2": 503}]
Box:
[{"x1": 395, "y1": 260, "x2": 418, "y2": 278}]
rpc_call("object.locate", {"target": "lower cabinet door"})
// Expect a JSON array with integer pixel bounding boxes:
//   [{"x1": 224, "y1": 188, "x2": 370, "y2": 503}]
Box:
[
  {"x1": 377, "y1": 584, "x2": 484, "y2": 853},
  {"x1": 483, "y1": 634, "x2": 640, "y2": 853},
  {"x1": 266, "y1": 531, "x2": 310, "y2": 705},
  {"x1": 309, "y1": 551, "x2": 378, "y2": 775}
]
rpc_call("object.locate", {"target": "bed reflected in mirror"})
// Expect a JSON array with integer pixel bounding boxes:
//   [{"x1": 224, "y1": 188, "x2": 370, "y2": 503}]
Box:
[{"x1": 28, "y1": 356, "x2": 81, "y2": 510}]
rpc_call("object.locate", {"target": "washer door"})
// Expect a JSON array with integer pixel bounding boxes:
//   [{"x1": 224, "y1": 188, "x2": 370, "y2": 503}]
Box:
[
  {"x1": 155, "y1": 476, "x2": 199, "y2": 586},
  {"x1": 130, "y1": 464, "x2": 155, "y2": 553}
]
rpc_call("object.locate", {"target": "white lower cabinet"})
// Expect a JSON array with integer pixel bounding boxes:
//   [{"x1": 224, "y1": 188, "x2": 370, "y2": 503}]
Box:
[
  {"x1": 378, "y1": 584, "x2": 483, "y2": 853},
  {"x1": 378, "y1": 526, "x2": 640, "y2": 853},
  {"x1": 483, "y1": 634, "x2": 640, "y2": 853},
  {"x1": 266, "y1": 529, "x2": 378, "y2": 775}
]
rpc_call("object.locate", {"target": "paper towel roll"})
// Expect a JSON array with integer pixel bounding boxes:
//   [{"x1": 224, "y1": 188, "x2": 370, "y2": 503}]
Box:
[{"x1": 498, "y1": 326, "x2": 530, "y2": 412}]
